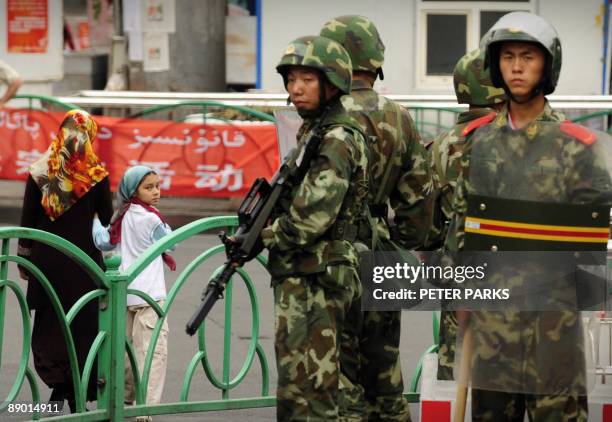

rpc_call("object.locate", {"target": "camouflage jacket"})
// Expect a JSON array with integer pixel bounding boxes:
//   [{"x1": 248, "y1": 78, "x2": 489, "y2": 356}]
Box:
[
  {"x1": 445, "y1": 101, "x2": 593, "y2": 251},
  {"x1": 427, "y1": 108, "x2": 496, "y2": 248},
  {"x1": 261, "y1": 98, "x2": 369, "y2": 279},
  {"x1": 341, "y1": 79, "x2": 433, "y2": 249},
  {"x1": 443, "y1": 102, "x2": 612, "y2": 396}
]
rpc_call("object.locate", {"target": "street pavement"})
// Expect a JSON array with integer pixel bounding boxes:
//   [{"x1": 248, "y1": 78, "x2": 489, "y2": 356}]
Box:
[{"x1": 0, "y1": 184, "x2": 434, "y2": 421}]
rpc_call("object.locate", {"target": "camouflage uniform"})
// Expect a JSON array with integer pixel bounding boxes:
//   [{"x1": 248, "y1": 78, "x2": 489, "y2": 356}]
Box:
[
  {"x1": 445, "y1": 12, "x2": 609, "y2": 422},
  {"x1": 448, "y1": 108, "x2": 609, "y2": 422},
  {"x1": 262, "y1": 35, "x2": 369, "y2": 422},
  {"x1": 446, "y1": 101, "x2": 565, "y2": 252},
  {"x1": 429, "y1": 48, "x2": 506, "y2": 381},
  {"x1": 321, "y1": 16, "x2": 433, "y2": 421}
]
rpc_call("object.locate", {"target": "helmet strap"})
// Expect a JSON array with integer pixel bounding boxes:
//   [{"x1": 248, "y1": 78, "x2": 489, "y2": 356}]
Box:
[
  {"x1": 505, "y1": 84, "x2": 541, "y2": 104},
  {"x1": 319, "y1": 76, "x2": 328, "y2": 107},
  {"x1": 502, "y1": 75, "x2": 546, "y2": 105},
  {"x1": 501, "y1": 44, "x2": 552, "y2": 104},
  {"x1": 295, "y1": 73, "x2": 328, "y2": 119},
  {"x1": 293, "y1": 71, "x2": 341, "y2": 119}
]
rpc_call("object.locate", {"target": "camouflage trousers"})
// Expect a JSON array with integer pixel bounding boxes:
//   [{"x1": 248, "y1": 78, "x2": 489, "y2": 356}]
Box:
[
  {"x1": 471, "y1": 389, "x2": 588, "y2": 422},
  {"x1": 437, "y1": 310, "x2": 457, "y2": 381},
  {"x1": 339, "y1": 310, "x2": 412, "y2": 421},
  {"x1": 274, "y1": 265, "x2": 361, "y2": 422}
]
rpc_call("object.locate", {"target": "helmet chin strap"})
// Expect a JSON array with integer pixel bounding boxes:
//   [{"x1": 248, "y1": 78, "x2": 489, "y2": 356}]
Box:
[
  {"x1": 296, "y1": 75, "x2": 333, "y2": 119},
  {"x1": 502, "y1": 79, "x2": 545, "y2": 105},
  {"x1": 502, "y1": 53, "x2": 551, "y2": 105}
]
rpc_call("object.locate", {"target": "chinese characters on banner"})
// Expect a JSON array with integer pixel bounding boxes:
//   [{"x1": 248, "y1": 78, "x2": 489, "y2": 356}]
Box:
[
  {"x1": 0, "y1": 110, "x2": 280, "y2": 197},
  {"x1": 7, "y1": 0, "x2": 48, "y2": 53}
]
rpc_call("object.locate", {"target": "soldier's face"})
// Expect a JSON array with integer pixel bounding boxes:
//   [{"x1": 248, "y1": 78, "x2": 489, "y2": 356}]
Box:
[
  {"x1": 286, "y1": 67, "x2": 322, "y2": 111},
  {"x1": 499, "y1": 42, "x2": 546, "y2": 101}
]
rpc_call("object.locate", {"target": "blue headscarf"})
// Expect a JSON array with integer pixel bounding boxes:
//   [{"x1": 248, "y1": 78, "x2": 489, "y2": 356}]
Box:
[
  {"x1": 108, "y1": 165, "x2": 175, "y2": 270},
  {"x1": 110, "y1": 165, "x2": 155, "y2": 228},
  {"x1": 116, "y1": 165, "x2": 155, "y2": 209}
]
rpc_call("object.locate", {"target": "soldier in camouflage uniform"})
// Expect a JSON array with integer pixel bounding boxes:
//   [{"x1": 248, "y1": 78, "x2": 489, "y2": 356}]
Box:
[
  {"x1": 261, "y1": 35, "x2": 369, "y2": 421},
  {"x1": 320, "y1": 15, "x2": 433, "y2": 421},
  {"x1": 429, "y1": 48, "x2": 507, "y2": 382},
  {"x1": 447, "y1": 11, "x2": 566, "y2": 251},
  {"x1": 445, "y1": 12, "x2": 612, "y2": 421},
  {"x1": 428, "y1": 48, "x2": 506, "y2": 248}
]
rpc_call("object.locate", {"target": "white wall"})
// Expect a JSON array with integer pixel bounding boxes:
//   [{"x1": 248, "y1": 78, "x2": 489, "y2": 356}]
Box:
[
  {"x1": 0, "y1": 0, "x2": 63, "y2": 96},
  {"x1": 261, "y1": 0, "x2": 604, "y2": 95},
  {"x1": 539, "y1": 0, "x2": 602, "y2": 95},
  {"x1": 261, "y1": 0, "x2": 417, "y2": 94}
]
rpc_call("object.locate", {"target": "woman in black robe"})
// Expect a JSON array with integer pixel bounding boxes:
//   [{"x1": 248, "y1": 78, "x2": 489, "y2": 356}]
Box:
[{"x1": 18, "y1": 109, "x2": 113, "y2": 412}]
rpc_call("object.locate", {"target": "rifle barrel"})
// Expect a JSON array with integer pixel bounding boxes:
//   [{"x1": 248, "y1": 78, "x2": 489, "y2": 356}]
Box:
[{"x1": 185, "y1": 265, "x2": 236, "y2": 335}]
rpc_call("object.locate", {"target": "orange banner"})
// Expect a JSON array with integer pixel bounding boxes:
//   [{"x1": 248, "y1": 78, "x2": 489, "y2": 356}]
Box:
[
  {"x1": 0, "y1": 109, "x2": 280, "y2": 197},
  {"x1": 7, "y1": 0, "x2": 48, "y2": 53}
]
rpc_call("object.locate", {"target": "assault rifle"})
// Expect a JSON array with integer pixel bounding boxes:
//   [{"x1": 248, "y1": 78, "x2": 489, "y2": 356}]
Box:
[{"x1": 186, "y1": 126, "x2": 323, "y2": 336}]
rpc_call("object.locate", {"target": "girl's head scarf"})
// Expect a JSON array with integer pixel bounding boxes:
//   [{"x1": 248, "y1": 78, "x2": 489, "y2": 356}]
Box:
[
  {"x1": 109, "y1": 165, "x2": 176, "y2": 271},
  {"x1": 114, "y1": 165, "x2": 155, "y2": 212},
  {"x1": 109, "y1": 165, "x2": 155, "y2": 240},
  {"x1": 29, "y1": 109, "x2": 108, "y2": 221}
]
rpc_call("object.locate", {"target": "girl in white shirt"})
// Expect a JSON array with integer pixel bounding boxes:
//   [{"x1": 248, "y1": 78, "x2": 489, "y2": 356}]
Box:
[{"x1": 93, "y1": 165, "x2": 175, "y2": 421}]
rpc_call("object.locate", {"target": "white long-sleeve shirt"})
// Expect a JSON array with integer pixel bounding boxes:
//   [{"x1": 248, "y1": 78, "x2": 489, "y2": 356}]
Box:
[{"x1": 93, "y1": 203, "x2": 173, "y2": 306}]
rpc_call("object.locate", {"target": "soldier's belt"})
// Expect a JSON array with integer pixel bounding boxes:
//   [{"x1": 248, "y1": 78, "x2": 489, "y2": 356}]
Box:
[{"x1": 465, "y1": 195, "x2": 610, "y2": 251}]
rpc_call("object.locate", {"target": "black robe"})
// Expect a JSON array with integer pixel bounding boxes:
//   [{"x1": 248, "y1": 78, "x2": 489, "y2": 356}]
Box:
[{"x1": 19, "y1": 175, "x2": 112, "y2": 401}]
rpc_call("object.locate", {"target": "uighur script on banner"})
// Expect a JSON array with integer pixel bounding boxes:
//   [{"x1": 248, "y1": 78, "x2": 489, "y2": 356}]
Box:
[
  {"x1": 195, "y1": 164, "x2": 243, "y2": 192},
  {"x1": 128, "y1": 128, "x2": 247, "y2": 152},
  {"x1": 0, "y1": 109, "x2": 279, "y2": 198}
]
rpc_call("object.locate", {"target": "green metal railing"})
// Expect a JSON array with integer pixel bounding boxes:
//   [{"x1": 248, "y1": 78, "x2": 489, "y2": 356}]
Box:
[
  {"x1": 132, "y1": 101, "x2": 276, "y2": 123},
  {"x1": 0, "y1": 94, "x2": 458, "y2": 419},
  {"x1": 9, "y1": 93, "x2": 612, "y2": 137},
  {"x1": 13, "y1": 94, "x2": 80, "y2": 112},
  {"x1": 0, "y1": 216, "x2": 274, "y2": 421},
  {"x1": 572, "y1": 110, "x2": 612, "y2": 133},
  {"x1": 0, "y1": 216, "x2": 439, "y2": 421},
  {"x1": 408, "y1": 107, "x2": 462, "y2": 141}
]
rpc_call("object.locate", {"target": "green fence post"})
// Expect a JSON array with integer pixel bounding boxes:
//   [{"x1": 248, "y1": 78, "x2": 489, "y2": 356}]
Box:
[
  {"x1": 104, "y1": 255, "x2": 127, "y2": 421},
  {"x1": 222, "y1": 279, "x2": 234, "y2": 399},
  {"x1": 0, "y1": 239, "x2": 8, "y2": 370},
  {"x1": 96, "y1": 256, "x2": 118, "y2": 418}
]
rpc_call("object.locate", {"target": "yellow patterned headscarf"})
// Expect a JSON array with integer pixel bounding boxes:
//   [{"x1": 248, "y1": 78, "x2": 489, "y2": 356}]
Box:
[{"x1": 29, "y1": 109, "x2": 109, "y2": 221}]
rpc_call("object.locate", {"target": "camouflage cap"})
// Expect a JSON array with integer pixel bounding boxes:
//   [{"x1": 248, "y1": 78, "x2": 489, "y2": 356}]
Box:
[
  {"x1": 453, "y1": 48, "x2": 506, "y2": 106},
  {"x1": 484, "y1": 12, "x2": 562, "y2": 95},
  {"x1": 319, "y1": 15, "x2": 385, "y2": 79},
  {"x1": 276, "y1": 35, "x2": 353, "y2": 94}
]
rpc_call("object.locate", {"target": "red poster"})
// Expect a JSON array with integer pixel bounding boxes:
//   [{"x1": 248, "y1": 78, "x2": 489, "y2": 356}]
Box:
[
  {"x1": 0, "y1": 109, "x2": 280, "y2": 198},
  {"x1": 78, "y1": 22, "x2": 90, "y2": 49},
  {"x1": 7, "y1": 0, "x2": 48, "y2": 53}
]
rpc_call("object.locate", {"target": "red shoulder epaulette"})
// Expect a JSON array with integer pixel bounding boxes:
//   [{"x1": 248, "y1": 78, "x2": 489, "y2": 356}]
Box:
[
  {"x1": 559, "y1": 121, "x2": 597, "y2": 146},
  {"x1": 461, "y1": 112, "x2": 496, "y2": 137}
]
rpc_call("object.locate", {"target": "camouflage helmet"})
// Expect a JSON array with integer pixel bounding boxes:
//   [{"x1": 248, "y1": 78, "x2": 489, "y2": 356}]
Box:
[
  {"x1": 484, "y1": 11, "x2": 562, "y2": 95},
  {"x1": 276, "y1": 35, "x2": 353, "y2": 94},
  {"x1": 319, "y1": 15, "x2": 385, "y2": 79},
  {"x1": 453, "y1": 48, "x2": 506, "y2": 106}
]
